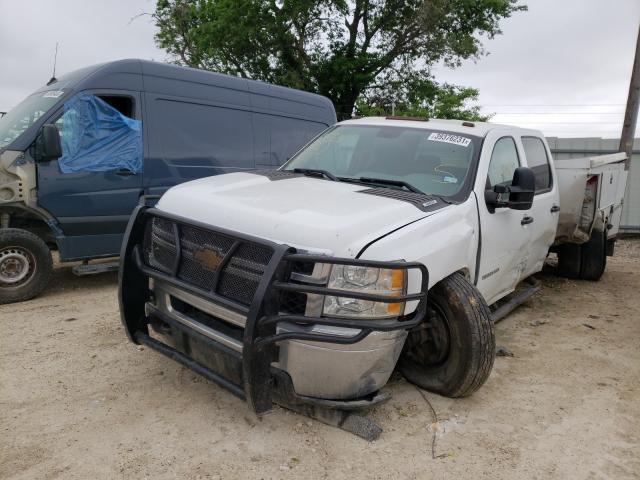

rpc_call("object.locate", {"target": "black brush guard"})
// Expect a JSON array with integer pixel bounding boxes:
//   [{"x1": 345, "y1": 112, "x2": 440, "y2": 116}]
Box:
[{"x1": 119, "y1": 205, "x2": 429, "y2": 420}]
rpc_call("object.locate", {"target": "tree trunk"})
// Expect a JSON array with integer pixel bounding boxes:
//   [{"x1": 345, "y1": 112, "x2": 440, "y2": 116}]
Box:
[
  {"x1": 335, "y1": 103, "x2": 354, "y2": 121},
  {"x1": 334, "y1": 89, "x2": 360, "y2": 121}
]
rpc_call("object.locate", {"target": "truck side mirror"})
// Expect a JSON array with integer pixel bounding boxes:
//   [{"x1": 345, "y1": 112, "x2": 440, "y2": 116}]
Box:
[
  {"x1": 507, "y1": 167, "x2": 535, "y2": 210},
  {"x1": 35, "y1": 124, "x2": 62, "y2": 161},
  {"x1": 484, "y1": 167, "x2": 535, "y2": 211}
]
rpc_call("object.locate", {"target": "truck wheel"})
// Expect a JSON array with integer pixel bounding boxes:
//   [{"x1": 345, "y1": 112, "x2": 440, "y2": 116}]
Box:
[
  {"x1": 556, "y1": 243, "x2": 581, "y2": 279},
  {"x1": 0, "y1": 228, "x2": 53, "y2": 304},
  {"x1": 579, "y1": 229, "x2": 606, "y2": 281},
  {"x1": 397, "y1": 273, "x2": 495, "y2": 398}
]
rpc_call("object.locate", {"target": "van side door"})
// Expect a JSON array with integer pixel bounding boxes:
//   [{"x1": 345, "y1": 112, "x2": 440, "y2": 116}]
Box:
[
  {"x1": 143, "y1": 94, "x2": 255, "y2": 196},
  {"x1": 36, "y1": 90, "x2": 143, "y2": 260},
  {"x1": 519, "y1": 136, "x2": 560, "y2": 276},
  {"x1": 474, "y1": 133, "x2": 532, "y2": 305},
  {"x1": 252, "y1": 113, "x2": 328, "y2": 168}
]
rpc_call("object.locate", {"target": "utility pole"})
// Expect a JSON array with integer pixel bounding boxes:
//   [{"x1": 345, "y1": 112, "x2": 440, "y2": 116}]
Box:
[{"x1": 619, "y1": 25, "x2": 640, "y2": 169}]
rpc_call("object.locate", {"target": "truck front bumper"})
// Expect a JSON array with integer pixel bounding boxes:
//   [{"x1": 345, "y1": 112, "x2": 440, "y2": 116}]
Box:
[{"x1": 119, "y1": 206, "x2": 428, "y2": 414}]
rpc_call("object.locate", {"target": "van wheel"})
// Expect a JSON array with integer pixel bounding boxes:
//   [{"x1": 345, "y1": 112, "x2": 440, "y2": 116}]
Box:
[
  {"x1": 0, "y1": 228, "x2": 52, "y2": 304},
  {"x1": 579, "y1": 229, "x2": 606, "y2": 281},
  {"x1": 397, "y1": 273, "x2": 495, "y2": 398},
  {"x1": 556, "y1": 243, "x2": 581, "y2": 279}
]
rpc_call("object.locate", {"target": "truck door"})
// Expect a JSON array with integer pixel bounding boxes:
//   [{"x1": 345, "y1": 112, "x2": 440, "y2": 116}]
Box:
[
  {"x1": 36, "y1": 91, "x2": 143, "y2": 260},
  {"x1": 475, "y1": 135, "x2": 532, "y2": 305},
  {"x1": 519, "y1": 136, "x2": 559, "y2": 277}
]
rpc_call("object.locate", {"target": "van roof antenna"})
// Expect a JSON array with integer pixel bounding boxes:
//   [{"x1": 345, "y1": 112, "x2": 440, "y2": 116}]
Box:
[{"x1": 46, "y1": 42, "x2": 59, "y2": 86}]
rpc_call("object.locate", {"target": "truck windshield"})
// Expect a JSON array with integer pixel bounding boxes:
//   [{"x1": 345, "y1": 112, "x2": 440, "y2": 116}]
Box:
[
  {"x1": 0, "y1": 90, "x2": 64, "y2": 149},
  {"x1": 283, "y1": 124, "x2": 481, "y2": 199}
]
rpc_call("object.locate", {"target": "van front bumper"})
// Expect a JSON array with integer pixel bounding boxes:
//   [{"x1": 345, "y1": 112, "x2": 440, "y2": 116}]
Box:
[{"x1": 119, "y1": 206, "x2": 428, "y2": 414}]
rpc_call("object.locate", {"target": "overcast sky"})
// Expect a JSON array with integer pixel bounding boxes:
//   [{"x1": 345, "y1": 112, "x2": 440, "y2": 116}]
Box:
[{"x1": 1, "y1": 0, "x2": 639, "y2": 138}]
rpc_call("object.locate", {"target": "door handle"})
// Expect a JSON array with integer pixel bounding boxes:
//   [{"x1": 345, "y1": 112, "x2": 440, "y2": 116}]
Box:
[
  {"x1": 521, "y1": 216, "x2": 534, "y2": 225},
  {"x1": 114, "y1": 168, "x2": 136, "y2": 176},
  {"x1": 550, "y1": 205, "x2": 560, "y2": 213}
]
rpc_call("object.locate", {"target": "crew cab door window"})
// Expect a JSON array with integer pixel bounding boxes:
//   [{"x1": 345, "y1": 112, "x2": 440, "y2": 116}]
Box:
[
  {"x1": 521, "y1": 136, "x2": 552, "y2": 193},
  {"x1": 487, "y1": 137, "x2": 520, "y2": 187}
]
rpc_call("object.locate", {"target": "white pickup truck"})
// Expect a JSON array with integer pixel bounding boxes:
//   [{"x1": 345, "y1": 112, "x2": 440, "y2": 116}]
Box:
[{"x1": 119, "y1": 117, "x2": 628, "y2": 438}]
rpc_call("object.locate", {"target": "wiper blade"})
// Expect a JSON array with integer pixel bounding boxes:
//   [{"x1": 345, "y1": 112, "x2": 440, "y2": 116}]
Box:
[
  {"x1": 292, "y1": 168, "x2": 339, "y2": 181},
  {"x1": 357, "y1": 177, "x2": 423, "y2": 194}
]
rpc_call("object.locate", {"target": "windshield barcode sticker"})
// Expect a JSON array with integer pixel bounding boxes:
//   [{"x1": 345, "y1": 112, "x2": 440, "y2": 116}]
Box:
[
  {"x1": 43, "y1": 90, "x2": 64, "y2": 98},
  {"x1": 428, "y1": 132, "x2": 471, "y2": 147}
]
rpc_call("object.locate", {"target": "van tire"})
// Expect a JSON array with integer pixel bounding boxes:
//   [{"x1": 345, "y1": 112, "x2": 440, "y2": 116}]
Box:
[
  {"x1": 0, "y1": 228, "x2": 52, "y2": 304},
  {"x1": 556, "y1": 243, "x2": 582, "y2": 279},
  {"x1": 397, "y1": 273, "x2": 495, "y2": 398},
  {"x1": 579, "y1": 229, "x2": 607, "y2": 281}
]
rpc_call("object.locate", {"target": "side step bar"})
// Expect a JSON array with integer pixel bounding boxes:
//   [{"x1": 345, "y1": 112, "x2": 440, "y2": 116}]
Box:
[
  {"x1": 72, "y1": 260, "x2": 119, "y2": 276},
  {"x1": 491, "y1": 277, "x2": 541, "y2": 323}
]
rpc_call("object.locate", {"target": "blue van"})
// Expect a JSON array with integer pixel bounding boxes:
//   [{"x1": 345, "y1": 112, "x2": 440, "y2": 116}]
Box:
[{"x1": 0, "y1": 59, "x2": 336, "y2": 303}]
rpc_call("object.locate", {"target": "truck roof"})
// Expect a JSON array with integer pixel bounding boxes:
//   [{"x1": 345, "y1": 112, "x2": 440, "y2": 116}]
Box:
[{"x1": 340, "y1": 116, "x2": 540, "y2": 138}]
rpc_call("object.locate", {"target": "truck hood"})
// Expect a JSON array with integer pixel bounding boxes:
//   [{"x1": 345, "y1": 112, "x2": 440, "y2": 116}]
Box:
[{"x1": 157, "y1": 171, "x2": 448, "y2": 257}]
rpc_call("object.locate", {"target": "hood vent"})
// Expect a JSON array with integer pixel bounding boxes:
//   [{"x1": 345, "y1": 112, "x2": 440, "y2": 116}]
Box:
[
  {"x1": 250, "y1": 170, "x2": 304, "y2": 181},
  {"x1": 358, "y1": 187, "x2": 447, "y2": 212}
]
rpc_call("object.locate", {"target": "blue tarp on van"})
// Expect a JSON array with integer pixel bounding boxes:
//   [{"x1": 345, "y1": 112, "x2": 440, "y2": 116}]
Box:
[{"x1": 58, "y1": 93, "x2": 142, "y2": 173}]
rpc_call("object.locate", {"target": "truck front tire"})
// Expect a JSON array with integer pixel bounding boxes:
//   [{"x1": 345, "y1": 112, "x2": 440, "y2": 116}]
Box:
[
  {"x1": 398, "y1": 273, "x2": 495, "y2": 398},
  {"x1": 0, "y1": 228, "x2": 53, "y2": 304}
]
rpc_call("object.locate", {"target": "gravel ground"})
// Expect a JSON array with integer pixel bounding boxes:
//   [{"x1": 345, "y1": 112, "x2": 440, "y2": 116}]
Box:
[{"x1": 1, "y1": 239, "x2": 639, "y2": 480}]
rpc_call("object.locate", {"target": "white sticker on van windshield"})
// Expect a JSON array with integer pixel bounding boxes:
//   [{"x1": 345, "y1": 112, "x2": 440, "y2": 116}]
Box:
[
  {"x1": 428, "y1": 132, "x2": 471, "y2": 147},
  {"x1": 42, "y1": 90, "x2": 64, "y2": 98}
]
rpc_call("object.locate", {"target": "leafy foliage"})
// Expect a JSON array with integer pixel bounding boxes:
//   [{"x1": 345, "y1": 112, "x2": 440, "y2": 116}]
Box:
[
  {"x1": 155, "y1": 0, "x2": 525, "y2": 119},
  {"x1": 356, "y1": 72, "x2": 492, "y2": 121}
]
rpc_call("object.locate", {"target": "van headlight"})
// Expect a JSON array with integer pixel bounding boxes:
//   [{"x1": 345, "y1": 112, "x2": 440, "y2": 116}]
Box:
[{"x1": 322, "y1": 265, "x2": 406, "y2": 318}]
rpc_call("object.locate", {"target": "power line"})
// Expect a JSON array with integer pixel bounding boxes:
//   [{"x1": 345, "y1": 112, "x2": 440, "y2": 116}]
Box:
[
  {"x1": 494, "y1": 121, "x2": 637, "y2": 125},
  {"x1": 481, "y1": 103, "x2": 626, "y2": 107},
  {"x1": 491, "y1": 111, "x2": 624, "y2": 115}
]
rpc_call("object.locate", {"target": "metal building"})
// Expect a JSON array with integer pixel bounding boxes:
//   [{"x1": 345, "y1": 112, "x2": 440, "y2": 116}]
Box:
[{"x1": 547, "y1": 137, "x2": 639, "y2": 233}]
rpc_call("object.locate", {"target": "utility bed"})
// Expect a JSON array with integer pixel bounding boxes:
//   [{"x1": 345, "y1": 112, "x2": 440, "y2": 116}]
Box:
[{"x1": 554, "y1": 152, "x2": 628, "y2": 244}]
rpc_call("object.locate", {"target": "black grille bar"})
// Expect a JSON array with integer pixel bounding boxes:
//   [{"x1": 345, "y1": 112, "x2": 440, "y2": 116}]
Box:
[
  {"x1": 211, "y1": 240, "x2": 241, "y2": 291},
  {"x1": 133, "y1": 247, "x2": 251, "y2": 315},
  {"x1": 273, "y1": 281, "x2": 424, "y2": 303},
  {"x1": 259, "y1": 313, "x2": 424, "y2": 331},
  {"x1": 171, "y1": 222, "x2": 181, "y2": 275},
  {"x1": 142, "y1": 209, "x2": 275, "y2": 308},
  {"x1": 135, "y1": 332, "x2": 246, "y2": 400}
]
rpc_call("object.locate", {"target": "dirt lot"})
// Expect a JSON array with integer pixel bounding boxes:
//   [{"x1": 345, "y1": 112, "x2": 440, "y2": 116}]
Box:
[{"x1": 1, "y1": 240, "x2": 639, "y2": 480}]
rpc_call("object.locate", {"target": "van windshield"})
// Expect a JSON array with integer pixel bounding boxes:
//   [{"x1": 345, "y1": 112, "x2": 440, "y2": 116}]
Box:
[
  {"x1": 0, "y1": 90, "x2": 65, "y2": 149},
  {"x1": 282, "y1": 124, "x2": 481, "y2": 199}
]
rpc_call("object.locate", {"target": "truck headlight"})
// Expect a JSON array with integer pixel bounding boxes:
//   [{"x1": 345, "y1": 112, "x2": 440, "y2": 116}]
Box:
[{"x1": 322, "y1": 265, "x2": 406, "y2": 318}]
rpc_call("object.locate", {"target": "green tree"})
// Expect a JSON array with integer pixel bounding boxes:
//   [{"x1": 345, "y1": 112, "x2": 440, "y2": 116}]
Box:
[
  {"x1": 356, "y1": 73, "x2": 491, "y2": 121},
  {"x1": 154, "y1": 0, "x2": 525, "y2": 120}
]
